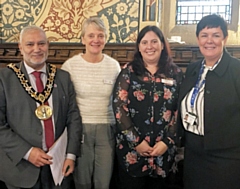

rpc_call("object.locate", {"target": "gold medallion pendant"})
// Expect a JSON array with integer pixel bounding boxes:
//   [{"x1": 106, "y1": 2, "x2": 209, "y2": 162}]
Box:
[
  {"x1": 7, "y1": 63, "x2": 57, "y2": 120},
  {"x1": 35, "y1": 105, "x2": 53, "y2": 120}
]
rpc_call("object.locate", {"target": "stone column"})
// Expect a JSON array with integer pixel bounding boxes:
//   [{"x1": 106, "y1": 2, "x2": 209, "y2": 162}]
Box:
[{"x1": 139, "y1": 0, "x2": 161, "y2": 30}]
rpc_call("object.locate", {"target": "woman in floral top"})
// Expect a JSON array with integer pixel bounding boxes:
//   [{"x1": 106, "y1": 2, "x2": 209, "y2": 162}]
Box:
[{"x1": 112, "y1": 26, "x2": 183, "y2": 189}]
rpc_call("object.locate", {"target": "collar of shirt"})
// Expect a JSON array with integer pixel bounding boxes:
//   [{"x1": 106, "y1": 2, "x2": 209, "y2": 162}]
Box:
[
  {"x1": 203, "y1": 52, "x2": 223, "y2": 71},
  {"x1": 23, "y1": 61, "x2": 47, "y2": 75}
]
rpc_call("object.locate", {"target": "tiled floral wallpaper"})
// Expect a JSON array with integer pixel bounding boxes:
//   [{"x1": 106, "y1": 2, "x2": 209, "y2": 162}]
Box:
[{"x1": 0, "y1": 0, "x2": 139, "y2": 43}]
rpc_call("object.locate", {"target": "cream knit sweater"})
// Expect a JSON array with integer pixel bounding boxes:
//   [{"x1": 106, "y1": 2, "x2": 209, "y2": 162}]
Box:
[{"x1": 61, "y1": 53, "x2": 121, "y2": 124}]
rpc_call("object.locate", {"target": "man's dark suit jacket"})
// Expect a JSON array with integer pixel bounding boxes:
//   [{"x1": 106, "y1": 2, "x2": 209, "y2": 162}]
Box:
[
  {"x1": 0, "y1": 62, "x2": 82, "y2": 188},
  {"x1": 178, "y1": 49, "x2": 240, "y2": 156}
]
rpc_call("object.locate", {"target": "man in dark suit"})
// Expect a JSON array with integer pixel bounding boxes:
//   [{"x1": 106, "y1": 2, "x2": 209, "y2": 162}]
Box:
[{"x1": 0, "y1": 25, "x2": 82, "y2": 189}]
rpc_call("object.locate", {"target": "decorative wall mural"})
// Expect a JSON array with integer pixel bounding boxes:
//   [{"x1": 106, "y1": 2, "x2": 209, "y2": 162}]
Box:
[
  {"x1": 0, "y1": 0, "x2": 52, "y2": 42},
  {"x1": 99, "y1": 0, "x2": 139, "y2": 43},
  {"x1": 0, "y1": 0, "x2": 139, "y2": 43}
]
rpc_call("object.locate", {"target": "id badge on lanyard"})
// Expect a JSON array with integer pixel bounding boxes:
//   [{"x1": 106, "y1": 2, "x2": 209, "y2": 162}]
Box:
[
  {"x1": 184, "y1": 63, "x2": 205, "y2": 125},
  {"x1": 183, "y1": 57, "x2": 221, "y2": 125}
]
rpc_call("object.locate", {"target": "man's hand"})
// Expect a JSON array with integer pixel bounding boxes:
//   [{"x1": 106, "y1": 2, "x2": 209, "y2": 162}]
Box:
[
  {"x1": 150, "y1": 141, "x2": 168, "y2": 156},
  {"x1": 28, "y1": 147, "x2": 52, "y2": 167},
  {"x1": 135, "y1": 140, "x2": 153, "y2": 157},
  {"x1": 62, "y1": 159, "x2": 75, "y2": 177}
]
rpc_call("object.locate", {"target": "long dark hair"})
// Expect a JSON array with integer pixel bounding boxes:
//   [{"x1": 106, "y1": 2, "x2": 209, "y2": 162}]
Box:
[{"x1": 129, "y1": 25, "x2": 177, "y2": 77}]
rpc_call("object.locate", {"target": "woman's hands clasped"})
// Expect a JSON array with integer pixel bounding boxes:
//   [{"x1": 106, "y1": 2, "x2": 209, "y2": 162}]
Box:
[
  {"x1": 135, "y1": 140, "x2": 153, "y2": 157},
  {"x1": 135, "y1": 140, "x2": 168, "y2": 157},
  {"x1": 150, "y1": 141, "x2": 168, "y2": 157}
]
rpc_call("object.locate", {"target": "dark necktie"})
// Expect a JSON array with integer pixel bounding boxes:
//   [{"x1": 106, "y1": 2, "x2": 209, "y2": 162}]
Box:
[{"x1": 32, "y1": 71, "x2": 54, "y2": 150}]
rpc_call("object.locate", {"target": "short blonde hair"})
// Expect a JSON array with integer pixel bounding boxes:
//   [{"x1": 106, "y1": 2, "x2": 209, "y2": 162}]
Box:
[{"x1": 81, "y1": 17, "x2": 107, "y2": 38}]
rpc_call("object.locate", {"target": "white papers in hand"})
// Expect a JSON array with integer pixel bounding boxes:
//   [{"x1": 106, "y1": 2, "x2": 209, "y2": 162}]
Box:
[{"x1": 47, "y1": 128, "x2": 67, "y2": 186}]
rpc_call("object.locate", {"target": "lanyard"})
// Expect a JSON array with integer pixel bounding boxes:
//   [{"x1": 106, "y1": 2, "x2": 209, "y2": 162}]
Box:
[
  {"x1": 190, "y1": 63, "x2": 205, "y2": 109},
  {"x1": 190, "y1": 56, "x2": 222, "y2": 109}
]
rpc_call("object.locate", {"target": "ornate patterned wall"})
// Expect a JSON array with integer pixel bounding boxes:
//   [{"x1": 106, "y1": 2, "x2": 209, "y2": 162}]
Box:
[{"x1": 0, "y1": 0, "x2": 139, "y2": 43}]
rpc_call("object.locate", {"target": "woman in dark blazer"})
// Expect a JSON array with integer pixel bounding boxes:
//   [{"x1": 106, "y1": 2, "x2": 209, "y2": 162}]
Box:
[{"x1": 178, "y1": 14, "x2": 240, "y2": 189}]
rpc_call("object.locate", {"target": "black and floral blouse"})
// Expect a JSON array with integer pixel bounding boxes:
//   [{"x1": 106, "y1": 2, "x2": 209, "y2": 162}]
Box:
[{"x1": 112, "y1": 64, "x2": 183, "y2": 178}]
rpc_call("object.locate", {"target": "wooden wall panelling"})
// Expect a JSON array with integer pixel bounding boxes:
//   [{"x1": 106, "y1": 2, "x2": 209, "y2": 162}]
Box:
[
  {"x1": 0, "y1": 43, "x2": 199, "y2": 71},
  {"x1": 2, "y1": 43, "x2": 239, "y2": 71},
  {"x1": 232, "y1": 50, "x2": 240, "y2": 59}
]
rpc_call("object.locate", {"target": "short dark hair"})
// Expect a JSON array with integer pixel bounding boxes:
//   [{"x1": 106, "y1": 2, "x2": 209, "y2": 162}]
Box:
[
  {"x1": 196, "y1": 14, "x2": 228, "y2": 38},
  {"x1": 130, "y1": 25, "x2": 176, "y2": 76}
]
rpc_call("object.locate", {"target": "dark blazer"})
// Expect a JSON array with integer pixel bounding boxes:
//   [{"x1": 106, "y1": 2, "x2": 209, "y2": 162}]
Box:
[
  {"x1": 178, "y1": 49, "x2": 240, "y2": 154},
  {"x1": 0, "y1": 62, "x2": 82, "y2": 188}
]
